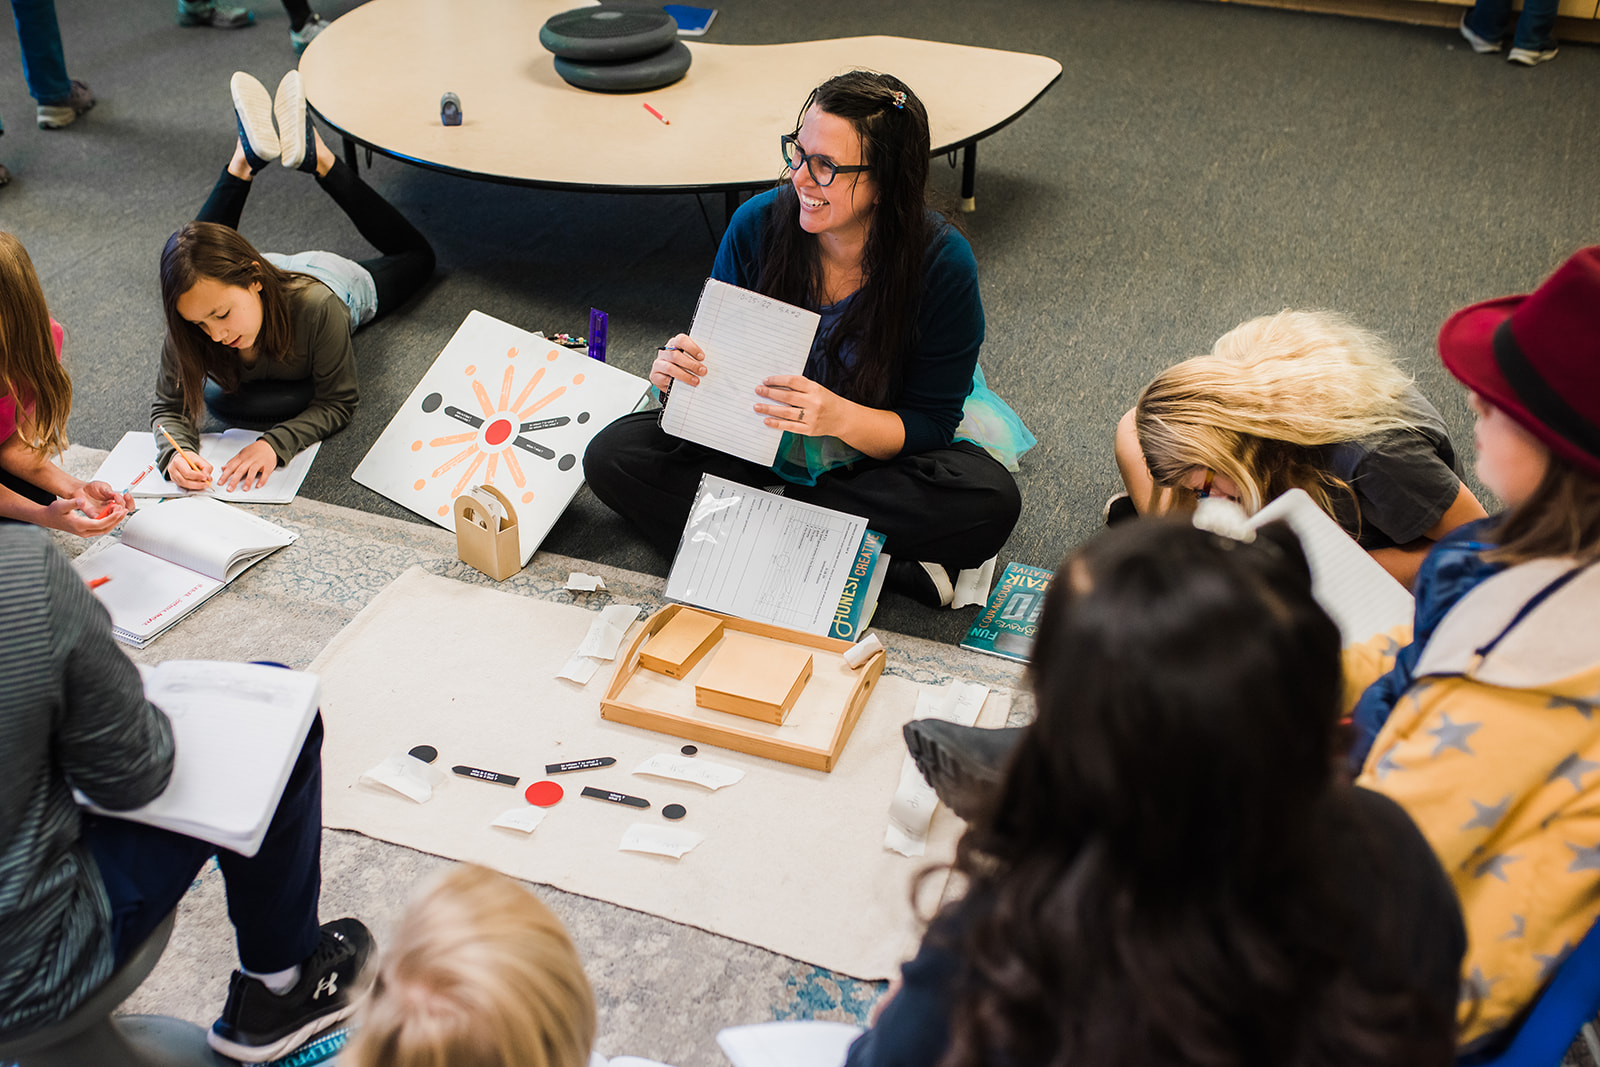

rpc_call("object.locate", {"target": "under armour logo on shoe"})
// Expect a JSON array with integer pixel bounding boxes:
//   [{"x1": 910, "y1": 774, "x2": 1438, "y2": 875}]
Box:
[{"x1": 312, "y1": 972, "x2": 339, "y2": 999}]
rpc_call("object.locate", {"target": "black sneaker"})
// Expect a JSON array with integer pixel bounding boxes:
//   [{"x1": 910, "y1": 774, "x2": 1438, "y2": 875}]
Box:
[
  {"x1": 208, "y1": 918, "x2": 375, "y2": 1062},
  {"x1": 903, "y1": 719, "x2": 1025, "y2": 820}
]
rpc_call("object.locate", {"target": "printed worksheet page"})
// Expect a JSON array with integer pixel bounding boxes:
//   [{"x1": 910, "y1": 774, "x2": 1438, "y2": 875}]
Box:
[
  {"x1": 665, "y1": 475, "x2": 867, "y2": 635},
  {"x1": 659, "y1": 279, "x2": 820, "y2": 466}
]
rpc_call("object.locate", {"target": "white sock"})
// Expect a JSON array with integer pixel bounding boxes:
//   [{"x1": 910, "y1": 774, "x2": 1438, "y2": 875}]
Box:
[{"x1": 242, "y1": 964, "x2": 301, "y2": 994}]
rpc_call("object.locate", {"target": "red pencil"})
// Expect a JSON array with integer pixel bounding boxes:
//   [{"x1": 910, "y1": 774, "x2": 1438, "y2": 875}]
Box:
[
  {"x1": 643, "y1": 103, "x2": 670, "y2": 126},
  {"x1": 87, "y1": 576, "x2": 112, "y2": 589}
]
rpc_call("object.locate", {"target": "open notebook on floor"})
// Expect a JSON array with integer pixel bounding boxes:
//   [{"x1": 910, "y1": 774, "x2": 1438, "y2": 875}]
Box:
[
  {"x1": 72, "y1": 496, "x2": 298, "y2": 648},
  {"x1": 76, "y1": 661, "x2": 321, "y2": 857},
  {"x1": 92, "y1": 429, "x2": 321, "y2": 504}
]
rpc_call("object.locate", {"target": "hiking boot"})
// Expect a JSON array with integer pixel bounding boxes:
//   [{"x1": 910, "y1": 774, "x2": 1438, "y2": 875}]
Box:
[
  {"x1": 903, "y1": 718, "x2": 1024, "y2": 820},
  {"x1": 207, "y1": 918, "x2": 374, "y2": 1062},
  {"x1": 36, "y1": 80, "x2": 95, "y2": 129}
]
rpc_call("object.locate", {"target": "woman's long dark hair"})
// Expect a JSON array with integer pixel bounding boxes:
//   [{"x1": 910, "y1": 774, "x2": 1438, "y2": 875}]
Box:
[
  {"x1": 940, "y1": 520, "x2": 1455, "y2": 1067},
  {"x1": 159, "y1": 221, "x2": 314, "y2": 424},
  {"x1": 756, "y1": 70, "x2": 933, "y2": 409}
]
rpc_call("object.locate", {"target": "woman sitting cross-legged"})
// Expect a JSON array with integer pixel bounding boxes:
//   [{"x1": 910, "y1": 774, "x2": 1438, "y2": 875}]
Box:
[
  {"x1": 584, "y1": 71, "x2": 1029, "y2": 608},
  {"x1": 848, "y1": 520, "x2": 1465, "y2": 1066}
]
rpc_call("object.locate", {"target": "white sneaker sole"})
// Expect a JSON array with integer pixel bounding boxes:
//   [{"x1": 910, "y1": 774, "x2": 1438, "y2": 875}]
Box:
[
  {"x1": 1507, "y1": 47, "x2": 1557, "y2": 65},
  {"x1": 275, "y1": 70, "x2": 308, "y2": 169},
  {"x1": 230, "y1": 72, "x2": 280, "y2": 162},
  {"x1": 206, "y1": 1000, "x2": 358, "y2": 1063}
]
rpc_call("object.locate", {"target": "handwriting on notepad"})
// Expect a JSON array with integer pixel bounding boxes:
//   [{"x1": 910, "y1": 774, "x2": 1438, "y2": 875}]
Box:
[{"x1": 659, "y1": 279, "x2": 820, "y2": 466}]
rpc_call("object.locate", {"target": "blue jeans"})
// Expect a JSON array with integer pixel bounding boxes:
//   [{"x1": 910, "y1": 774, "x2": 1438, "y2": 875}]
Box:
[
  {"x1": 9, "y1": 0, "x2": 72, "y2": 106},
  {"x1": 1464, "y1": 0, "x2": 1559, "y2": 51}
]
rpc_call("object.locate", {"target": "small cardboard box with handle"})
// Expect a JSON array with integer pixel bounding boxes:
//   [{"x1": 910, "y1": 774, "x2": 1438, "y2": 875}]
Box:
[{"x1": 454, "y1": 485, "x2": 521, "y2": 580}]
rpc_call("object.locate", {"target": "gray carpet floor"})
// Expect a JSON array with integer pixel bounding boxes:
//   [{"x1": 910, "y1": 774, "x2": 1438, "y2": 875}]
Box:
[
  {"x1": 6, "y1": 0, "x2": 1600, "y2": 1060},
  {"x1": 5, "y1": 0, "x2": 1598, "y2": 645}
]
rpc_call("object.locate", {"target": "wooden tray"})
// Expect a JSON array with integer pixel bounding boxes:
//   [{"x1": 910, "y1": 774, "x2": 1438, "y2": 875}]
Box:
[{"x1": 601, "y1": 605, "x2": 885, "y2": 772}]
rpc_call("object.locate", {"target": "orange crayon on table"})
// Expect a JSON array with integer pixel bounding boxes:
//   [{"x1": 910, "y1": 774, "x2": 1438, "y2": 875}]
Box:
[{"x1": 643, "y1": 102, "x2": 670, "y2": 126}]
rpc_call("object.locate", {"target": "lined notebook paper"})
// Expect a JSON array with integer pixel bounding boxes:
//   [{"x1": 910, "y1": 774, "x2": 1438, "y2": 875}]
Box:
[
  {"x1": 1246, "y1": 489, "x2": 1415, "y2": 644},
  {"x1": 659, "y1": 279, "x2": 820, "y2": 466}
]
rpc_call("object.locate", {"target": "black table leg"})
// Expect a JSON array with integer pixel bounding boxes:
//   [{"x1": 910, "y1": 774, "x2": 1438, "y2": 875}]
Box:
[{"x1": 960, "y1": 141, "x2": 977, "y2": 213}]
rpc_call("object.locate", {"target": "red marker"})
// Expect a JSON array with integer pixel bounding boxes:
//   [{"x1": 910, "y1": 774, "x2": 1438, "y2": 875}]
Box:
[
  {"x1": 643, "y1": 102, "x2": 670, "y2": 126},
  {"x1": 87, "y1": 576, "x2": 112, "y2": 589}
]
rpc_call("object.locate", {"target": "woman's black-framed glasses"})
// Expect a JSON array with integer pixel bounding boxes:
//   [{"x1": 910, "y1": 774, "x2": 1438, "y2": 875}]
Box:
[{"x1": 780, "y1": 134, "x2": 870, "y2": 187}]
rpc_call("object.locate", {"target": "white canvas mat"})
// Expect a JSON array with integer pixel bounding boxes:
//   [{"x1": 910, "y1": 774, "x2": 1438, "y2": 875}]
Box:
[{"x1": 313, "y1": 567, "x2": 1008, "y2": 979}]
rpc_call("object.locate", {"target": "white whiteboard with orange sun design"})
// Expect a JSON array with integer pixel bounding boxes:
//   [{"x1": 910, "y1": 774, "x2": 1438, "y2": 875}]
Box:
[{"x1": 353, "y1": 310, "x2": 650, "y2": 563}]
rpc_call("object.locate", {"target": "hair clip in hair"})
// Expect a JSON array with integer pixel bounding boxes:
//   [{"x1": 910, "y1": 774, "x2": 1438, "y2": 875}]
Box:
[{"x1": 889, "y1": 90, "x2": 906, "y2": 109}]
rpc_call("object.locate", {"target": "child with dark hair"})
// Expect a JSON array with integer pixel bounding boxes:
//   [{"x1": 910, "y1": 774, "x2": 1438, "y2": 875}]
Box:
[
  {"x1": 153, "y1": 70, "x2": 433, "y2": 492},
  {"x1": 584, "y1": 70, "x2": 1028, "y2": 608},
  {"x1": 850, "y1": 520, "x2": 1465, "y2": 1066},
  {"x1": 1347, "y1": 245, "x2": 1600, "y2": 1047}
]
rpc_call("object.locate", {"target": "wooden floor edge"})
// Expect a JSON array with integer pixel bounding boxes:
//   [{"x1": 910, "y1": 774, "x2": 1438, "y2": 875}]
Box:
[{"x1": 1210, "y1": 0, "x2": 1600, "y2": 43}]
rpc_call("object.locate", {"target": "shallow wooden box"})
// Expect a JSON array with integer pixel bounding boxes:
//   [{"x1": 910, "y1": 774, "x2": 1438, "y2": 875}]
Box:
[{"x1": 601, "y1": 605, "x2": 885, "y2": 772}]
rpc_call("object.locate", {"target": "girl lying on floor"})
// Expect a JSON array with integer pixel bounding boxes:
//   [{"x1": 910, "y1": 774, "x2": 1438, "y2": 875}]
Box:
[{"x1": 152, "y1": 70, "x2": 434, "y2": 492}]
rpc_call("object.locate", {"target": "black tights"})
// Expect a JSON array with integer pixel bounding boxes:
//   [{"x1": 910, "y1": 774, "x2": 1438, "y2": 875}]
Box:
[{"x1": 195, "y1": 158, "x2": 435, "y2": 322}]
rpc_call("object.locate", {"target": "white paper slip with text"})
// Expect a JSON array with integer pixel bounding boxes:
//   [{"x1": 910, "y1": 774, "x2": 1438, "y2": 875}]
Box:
[{"x1": 659, "y1": 278, "x2": 820, "y2": 466}]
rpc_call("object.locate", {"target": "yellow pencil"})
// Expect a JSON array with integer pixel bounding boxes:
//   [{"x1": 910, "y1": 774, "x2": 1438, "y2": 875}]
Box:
[{"x1": 155, "y1": 424, "x2": 206, "y2": 482}]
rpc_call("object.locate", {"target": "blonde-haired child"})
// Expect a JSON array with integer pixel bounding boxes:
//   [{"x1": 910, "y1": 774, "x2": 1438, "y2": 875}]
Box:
[
  {"x1": 1346, "y1": 246, "x2": 1600, "y2": 1048},
  {"x1": 344, "y1": 865, "x2": 596, "y2": 1067},
  {"x1": 0, "y1": 232, "x2": 131, "y2": 535},
  {"x1": 1114, "y1": 309, "x2": 1485, "y2": 586}
]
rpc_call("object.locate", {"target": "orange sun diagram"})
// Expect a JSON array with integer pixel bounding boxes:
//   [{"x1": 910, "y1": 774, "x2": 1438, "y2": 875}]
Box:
[{"x1": 408, "y1": 345, "x2": 592, "y2": 518}]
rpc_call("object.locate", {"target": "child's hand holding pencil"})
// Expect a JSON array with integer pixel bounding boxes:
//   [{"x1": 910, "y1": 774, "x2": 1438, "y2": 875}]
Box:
[{"x1": 156, "y1": 424, "x2": 214, "y2": 491}]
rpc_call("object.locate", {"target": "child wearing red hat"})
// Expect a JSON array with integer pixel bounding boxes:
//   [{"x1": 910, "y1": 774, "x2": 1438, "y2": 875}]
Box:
[{"x1": 1346, "y1": 246, "x2": 1600, "y2": 1048}]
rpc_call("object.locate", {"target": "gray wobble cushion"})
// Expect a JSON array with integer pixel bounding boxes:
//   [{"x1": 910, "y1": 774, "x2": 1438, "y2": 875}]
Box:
[
  {"x1": 554, "y1": 40, "x2": 692, "y2": 93},
  {"x1": 539, "y1": 6, "x2": 679, "y2": 61}
]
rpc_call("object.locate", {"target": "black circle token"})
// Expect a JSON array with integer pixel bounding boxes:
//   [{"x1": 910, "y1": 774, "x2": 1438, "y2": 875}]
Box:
[
  {"x1": 408, "y1": 745, "x2": 438, "y2": 763},
  {"x1": 680, "y1": 745, "x2": 698, "y2": 757},
  {"x1": 662, "y1": 803, "x2": 687, "y2": 820}
]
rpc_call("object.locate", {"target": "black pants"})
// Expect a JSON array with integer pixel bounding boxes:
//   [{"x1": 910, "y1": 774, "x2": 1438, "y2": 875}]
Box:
[
  {"x1": 584, "y1": 411, "x2": 1022, "y2": 569},
  {"x1": 195, "y1": 158, "x2": 435, "y2": 322}
]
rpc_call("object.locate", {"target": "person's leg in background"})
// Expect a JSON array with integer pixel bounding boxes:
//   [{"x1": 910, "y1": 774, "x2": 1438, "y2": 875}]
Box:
[
  {"x1": 1508, "y1": 0, "x2": 1560, "y2": 63},
  {"x1": 10, "y1": 0, "x2": 93, "y2": 130},
  {"x1": 1460, "y1": 0, "x2": 1513, "y2": 52}
]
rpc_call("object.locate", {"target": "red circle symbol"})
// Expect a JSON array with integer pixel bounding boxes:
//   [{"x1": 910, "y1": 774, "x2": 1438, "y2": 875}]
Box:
[
  {"x1": 525, "y1": 780, "x2": 564, "y2": 807},
  {"x1": 485, "y1": 418, "x2": 513, "y2": 446}
]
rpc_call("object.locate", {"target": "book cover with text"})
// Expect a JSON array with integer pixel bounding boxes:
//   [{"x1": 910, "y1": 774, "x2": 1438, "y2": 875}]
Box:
[{"x1": 960, "y1": 561, "x2": 1052, "y2": 663}]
